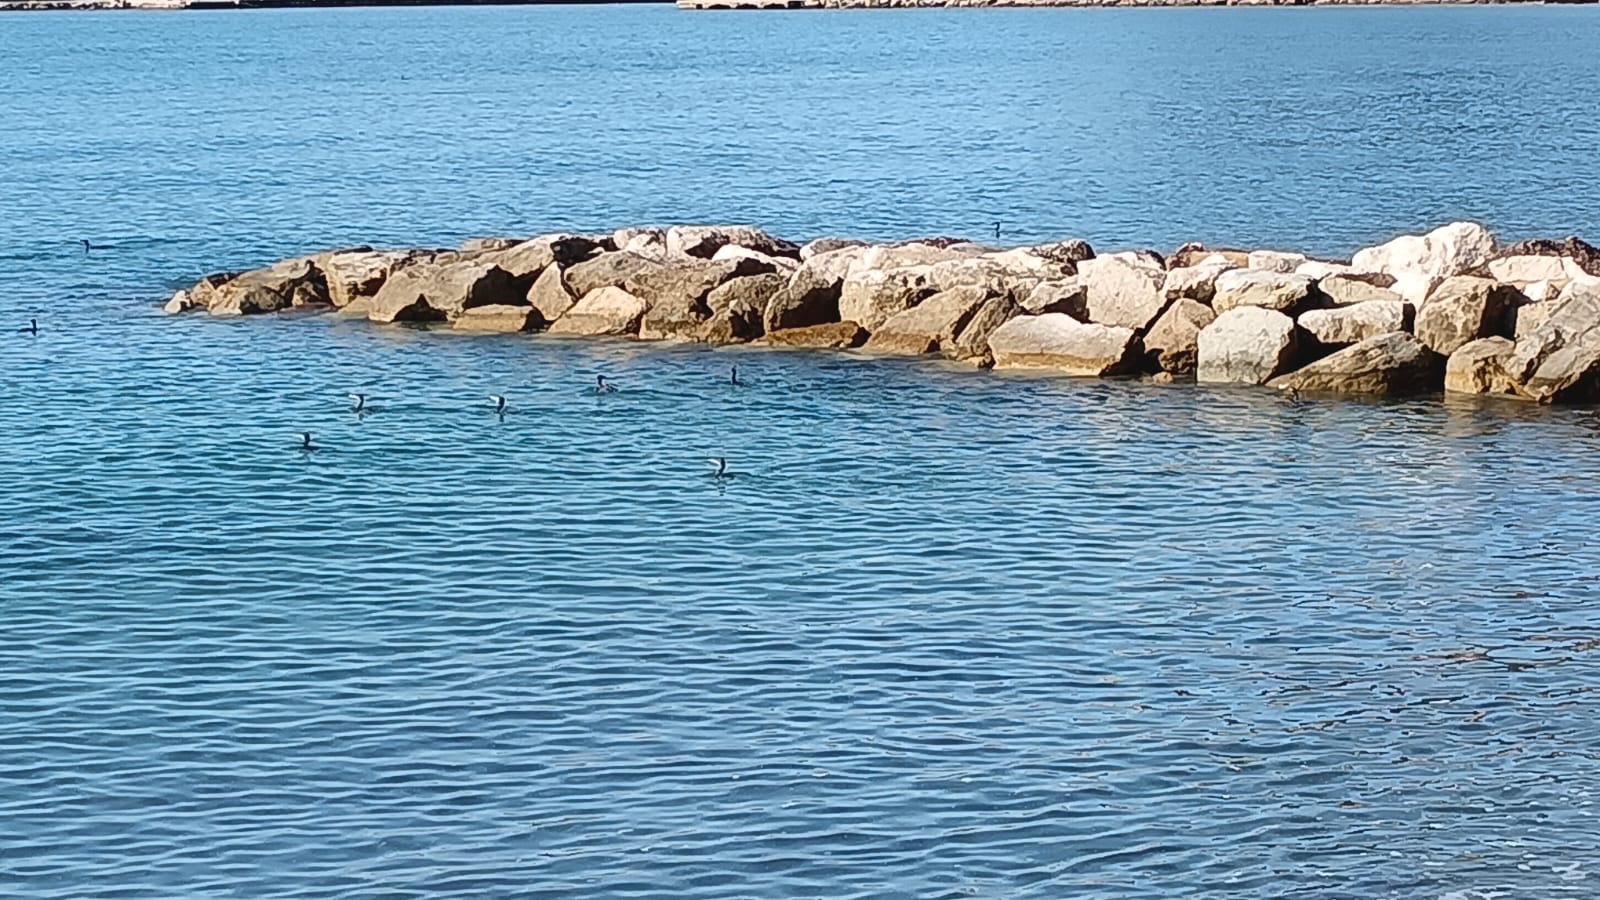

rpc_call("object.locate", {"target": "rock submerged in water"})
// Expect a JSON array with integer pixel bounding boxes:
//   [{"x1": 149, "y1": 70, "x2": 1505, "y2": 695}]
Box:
[{"x1": 162, "y1": 220, "x2": 1600, "y2": 405}]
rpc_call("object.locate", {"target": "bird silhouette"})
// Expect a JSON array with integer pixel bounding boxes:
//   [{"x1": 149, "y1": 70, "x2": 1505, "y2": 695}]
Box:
[
  {"x1": 595, "y1": 375, "x2": 617, "y2": 394},
  {"x1": 18, "y1": 318, "x2": 38, "y2": 336}
]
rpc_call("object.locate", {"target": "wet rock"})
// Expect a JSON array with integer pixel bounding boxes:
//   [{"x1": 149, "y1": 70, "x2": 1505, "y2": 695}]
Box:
[
  {"x1": 987, "y1": 313, "x2": 1139, "y2": 376},
  {"x1": 1019, "y1": 279, "x2": 1088, "y2": 317},
  {"x1": 1318, "y1": 273, "x2": 1404, "y2": 307},
  {"x1": 666, "y1": 224, "x2": 800, "y2": 260},
  {"x1": 1298, "y1": 300, "x2": 1410, "y2": 347},
  {"x1": 452, "y1": 305, "x2": 542, "y2": 333},
  {"x1": 764, "y1": 321, "x2": 868, "y2": 349},
  {"x1": 564, "y1": 251, "x2": 666, "y2": 298},
  {"x1": 1196, "y1": 307, "x2": 1298, "y2": 385},
  {"x1": 1077, "y1": 251, "x2": 1168, "y2": 330},
  {"x1": 1210, "y1": 269, "x2": 1316, "y2": 315},
  {"x1": 1445, "y1": 337, "x2": 1519, "y2": 396},
  {"x1": 1414, "y1": 276, "x2": 1518, "y2": 355},
  {"x1": 368, "y1": 259, "x2": 520, "y2": 323},
  {"x1": 163, "y1": 289, "x2": 197, "y2": 314},
  {"x1": 1248, "y1": 250, "x2": 1308, "y2": 274},
  {"x1": 838, "y1": 266, "x2": 936, "y2": 332},
  {"x1": 1142, "y1": 298, "x2": 1215, "y2": 377},
  {"x1": 1352, "y1": 221, "x2": 1497, "y2": 281},
  {"x1": 205, "y1": 257, "x2": 329, "y2": 316},
  {"x1": 546, "y1": 286, "x2": 650, "y2": 336},
  {"x1": 865, "y1": 285, "x2": 991, "y2": 355},
  {"x1": 1504, "y1": 284, "x2": 1600, "y2": 403},
  {"x1": 1268, "y1": 332, "x2": 1439, "y2": 396},
  {"x1": 527, "y1": 263, "x2": 578, "y2": 324}
]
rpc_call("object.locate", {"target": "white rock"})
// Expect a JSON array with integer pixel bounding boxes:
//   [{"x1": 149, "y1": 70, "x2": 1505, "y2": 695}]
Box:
[
  {"x1": 1196, "y1": 307, "x2": 1299, "y2": 385},
  {"x1": 1351, "y1": 222, "x2": 1497, "y2": 282}
]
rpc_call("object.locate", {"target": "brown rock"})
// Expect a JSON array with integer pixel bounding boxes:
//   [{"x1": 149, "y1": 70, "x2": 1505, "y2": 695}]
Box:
[
  {"x1": 1268, "y1": 332, "x2": 1440, "y2": 396},
  {"x1": 764, "y1": 249, "x2": 862, "y2": 332},
  {"x1": 666, "y1": 225, "x2": 800, "y2": 260},
  {"x1": 1413, "y1": 276, "x2": 1518, "y2": 355},
  {"x1": 1504, "y1": 284, "x2": 1600, "y2": 403},
  {"x1": 1298, "y1": 301, "x2": 1410, "y2": 347},
  {"x1": 564, "y1": 251, "x2": 666, "y2": 298},
  {"x1": 546, "y1": 286, "x2": 649, "y2": 337},
  {"x1": 1020, "y1": 279, "x2": 1088, "y2": 317},
  {"x1": 1196, "y1": 307, "x2": 1298, "y2": 385},
  {"x1": 838, "y1": 266, "x2": 936, "y2": 331},
  {"x1": 697, "y1": 297, "x2": 765, "y2": 345},
  {"x1": 865, "y1": 285, "x2": 991, "y2": 355},
  {"x1": 1494, "y1": 236, "x2": 1600, "y2": 278},
  {"x1": 1143, "y1": 298, "x2": 1215, "y2": 377},
  {"x1": 205, "y1": 257, "x2": 328, "y2": 316},
  {"x1": 1444, "y1": 337, "x2": 1520, "y2": 396},
  {"x1": 1211, "y1": 269, "x2": 1316, "y2": 315},
  {"x1": 1168, "y1": 243, "x2": 1249, "y2": 269},
  {"x1": 707, "y1": 273, "x2": 786, "y2": 316},
  {"x1": 528, "y1": 263, "x2": 577, "y2": 324},
  {"x1": 316, "y1": 249, "x2": 424, "y2": 309},
  {"x1": 1077, "y1": 251, "x2": 1169, "y2": 330},
  {"x1": 765, "y1": 321, "x2": 868, "y2": 349},
  {"x1": 950, "y1": 295, "x2": 1024, "y2": 364},
  {"x1": 367, "y1": 259, "x2": 521, "y2": 323},
  {"x1": 987, "y1": 313, "x2": 1139, "y2": 376},
  {"x1": 452, "y1": 305, "x2": 542, "y2": 333}
]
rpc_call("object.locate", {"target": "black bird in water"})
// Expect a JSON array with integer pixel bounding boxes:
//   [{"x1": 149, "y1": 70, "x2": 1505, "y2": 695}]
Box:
[
  {"x1": 490, "y1": 394, "x2": 507, "y2": 415},
  {"x1": 595, "y1": 375, "x2": 617, "y2": 394},
  {"x1": 18, "y1": 318, "x2": 38, "y2": 336},
  {"x1": 348, "y1": 393, "x2": 367, "y2": 413},
  {"x1": 80, "y1": 239, "x2": 110, "y2": 256},
  {"x1": 992, "y1": 221, "x2": 1002, "y2": 241},
  {"x1": 299, "y1": 432, "x2": 317, "y2": 452},
  {"x1": 707, "y1": 456, "x2": 734, "y2": 480},
  {"x1": 730, "y1": 366, "x2": 742, "y2": 386}
]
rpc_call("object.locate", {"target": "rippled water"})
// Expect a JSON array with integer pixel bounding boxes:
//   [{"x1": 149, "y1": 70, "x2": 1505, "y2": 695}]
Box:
[{"x1": 6, "y1": 6, "x2": 1600, "y2": 899}]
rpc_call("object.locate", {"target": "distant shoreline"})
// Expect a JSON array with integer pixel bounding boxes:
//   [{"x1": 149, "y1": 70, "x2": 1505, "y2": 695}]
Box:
[
  {"x1": 0, "y1": 0, "x2": 665, "y2": 10},
  {"x1": 3, "y1": 0, "x2": 1592, "y2": 9}
]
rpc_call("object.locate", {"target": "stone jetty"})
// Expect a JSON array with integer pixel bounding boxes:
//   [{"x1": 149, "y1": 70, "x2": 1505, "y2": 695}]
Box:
[
  {"x1": 164, "y1": 222, "x2": 1600, "y2": 404},
  {"x1": 677, "y1": 0, "x2": 1592, "y2": 9}
]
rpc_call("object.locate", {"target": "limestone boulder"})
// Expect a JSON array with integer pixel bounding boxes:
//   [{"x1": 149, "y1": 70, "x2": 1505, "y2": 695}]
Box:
[
  {"x1": 1162, "y1": 262, "x2": 1231, "y2": 304},
  {"x1": 1142, "y1": 299, "x2": 1215, "y2": 377},
  {"x1": 546, "y1": 286, "x2": 650, "y2": 337},
  {"x1": 1298, "y1": 301, "x2": 1410, "y2": 347},
  {"x1": 926, "y1": 256, "x2": 1058, "y2": 300},
  {"x1": 1504, "y1": 285, "x2": 1600, "y2": 403},
  {"x1": 1248, "y1": 250, "x2": 1308, "y2": 274},
  {"x1": 1077, "y1": 251, "x2": 1168, "y2": 330},
  {"x1": 1020, "y1": 279, "x2": 1087, "y2": 317},
  {"x1": 838, "y1": 266, "x2": 936, "y2": 332},
  {"x1": 1414, "y1": 276, "x2": 1518, "y2": 355},
  {"x1": 1519, "y1": 280, "x2": 1561, "y2": 305},
  {"x1": 712, "y1": 243, "x2": 796, "y2": 273},
  {"x1": 627, "y1": 257, "x2": 768, "y2": 311},
  {"x1": 367, "y1": 259, "x2": 520, "y2": 323},
  {"x1": 708, "y1": 273, "x2": 786, "y2": 317},
  {"x1": 1168, "y1": 243, "x2": 1249, "y2": 269},
  {"x1": 1296, "y1": 260, "x2": 1361, "y2": 280},
  {"x1": 163, "y1": 289, "x2": 197, "y2": 314},
  {"x1": 1488, "y1": 255, "x2": 1575, "y2": 285},
  {"x1": 764, "y1": 321, "x2": 868, "y2": 349},
  {"x1": 763, "y1": 247, "x2": 863, "y2": 332},
  {"x1": 1445, "y1": 337, "x2": 1519, "y2": 396},
  {"x1": 485, "y1": 234, "x2": 607, "y2": 280},
  {"x1": 800, "y1": 237, "x2": 863, "y2": 260},
  {"x1": 1211, "y1": 269, "x2": 1317, "y2": 315},
  {"x1": 666, "y1": 225, "x2": 800, "y2": 260},
  {"x1": 1318, "y1": 273, "x2": 1403, "y2": 307},
  {"x1": 1267, "y1": 332, "x2": 1439, "y2": 396},
  {"x1": 169, "y1": 272, "x2": 237, "y2": 314},
  {"x1": 950, "y1": 295, "x2": 1023, "y2": 365},
  {"x1": 564, "y1": 251, "x2": 666, "y2": 299},
  {"x1": 697, "y1": 296, "x2": 765, "y2": 346},
  {"x1": 1514, "y1": 299, "x2": 1559, "y2": 340},
  {"x1": 316, "y1": 249, "x2": 425, "y2": 309},
  {"x1": 1494, "y1": 236, "x2": 1600, "y2": 278},
  {"x1": 452, "y1": 305, "x2": 541, "y2": 333},
  {"x1": 615, "y1": 228, "x2": 671, "y2": 261},
  {"x1": 1351, "y1": 222, "x2": 1497, "y2": 281},
  {"x1": 987, "y1": 314, "x2": 1139, "y2": 376},
  {"x1": 865, "y1": 285, "x2": 991, "y2": 355},
  {"x1": 1391, "y1": 273, "x2": 1443, "y2": 307},
  {"x1": 527, "y1": 263, "x2": 578, "y2": 323},
  {"x1": 1023, "y1": 239, "x2": 1095, "y2": 267},
  {"x1": 1196, "y1": 307, "x2": 1299, "y2": 385},
  {"x1": 206, "y1": 257, "x2": 329, "y2": 316}
]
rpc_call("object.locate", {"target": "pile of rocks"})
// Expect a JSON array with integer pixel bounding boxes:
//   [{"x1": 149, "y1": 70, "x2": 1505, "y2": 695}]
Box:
[{"x1": 164, "y1": 221, "x2": 1600, "y2": 403}]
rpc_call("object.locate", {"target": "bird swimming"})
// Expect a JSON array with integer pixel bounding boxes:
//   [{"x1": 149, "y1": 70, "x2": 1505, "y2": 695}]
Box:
[
  {"x1": 18, "y1": 318, "x2": 37, "y2": 336},
  {"x1": 707, "y1": 456, "x2": 734, "y2": 480},
  {"x1": 992, "y1": 221, "x2": 1001, "y2": 241},
  {"x1": 80, "y1": 239, "x2": 108, "y2": 256},
  {"x1": 730, "y1": 366, "x2": 741, "y2": 386},
  {"x1": 348, "y1": 392, "x2": 366, "y2": 413},
  {"x1": 490, "y1": 394, "x2": 507, "y2": 414},
  {"x1": 299, "y1": 432, "x2": 317, "y2": 452},
  {"x1": 595, "y1": 375, "x2": 616, "y2": 394}
]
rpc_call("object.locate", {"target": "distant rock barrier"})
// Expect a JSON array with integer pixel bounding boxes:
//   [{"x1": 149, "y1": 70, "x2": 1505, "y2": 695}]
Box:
[
  {"x1": 164, "y1": 222, "x2": 1600, "y2": 404},
  {"x1": 677, "y1": 0, "x2": 1594, "y2": 8}
]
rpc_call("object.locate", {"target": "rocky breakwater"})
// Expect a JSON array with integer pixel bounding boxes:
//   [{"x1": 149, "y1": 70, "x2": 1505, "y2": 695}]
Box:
[{"x1": 164, "y1": 222, "x2": 1600, "y2": 404}]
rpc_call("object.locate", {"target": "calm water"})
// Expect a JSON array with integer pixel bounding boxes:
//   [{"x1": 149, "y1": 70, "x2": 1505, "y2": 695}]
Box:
[{"x1": 5, "y1": 6, "x2": 1600, "y2": 898}]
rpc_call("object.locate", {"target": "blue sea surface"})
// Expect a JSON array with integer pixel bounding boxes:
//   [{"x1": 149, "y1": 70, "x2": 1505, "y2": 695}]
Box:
[{"x1": 4, "y1": 5, "x2": 1600, "y2": 898}]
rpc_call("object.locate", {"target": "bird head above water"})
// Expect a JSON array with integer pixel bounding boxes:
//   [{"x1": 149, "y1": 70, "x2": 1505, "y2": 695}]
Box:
[
  {"x1": 707, "y1": 457, "x2": 729, "y2": 477},
  {"x1": 348, "y1": 392, "x2": 366, "y2": 411},
  {"x1": 595, "y1": 375, "x2": 616, "y2": 393},
  {"x1": 490, "y1": 394, "x2": 507, "y2": 413},
  {"x1": 300, "y1": 432, "x2": 315, "y2": 451}
]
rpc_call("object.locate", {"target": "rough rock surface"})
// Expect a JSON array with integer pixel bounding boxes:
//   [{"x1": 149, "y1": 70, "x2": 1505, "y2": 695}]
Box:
[
  {"x1": 487, "y1": 234, "x2": 607, "y2": 278},
  {"x1": 452, "y1": 305, "x2": 542, "y2": 333},
  {"x1": 206, "y1": 257, "x2": 328, "y2": 316},
  {"x1": 527, "y1": 264, "x2": 578, "y2": 323},
  {"x1": 950, "y1": 295, "x2": 1023, "y2": 364},
  {"x1": 838, "y1": 266, "x2": 936, "y2": 331},
  {"x1": 764, "y1": 321, "x2": 868, "y2": 349},
  {"x1": 666, "y1": 225, "x2": 799, "y2": 260},
  {"x1": 1162, "y1": 263, "x2": 1231, "y2": 304},
  {"x1": 987, "y1": 313, "x2": 1139, "y2": 376},
  {"x1": 1318, "y1": 273, "x2": 1404, "y2": 307},
  {"x1": 1247, "y1": 250, "x2": 1307, "y2": 274},
  {"x1": 1413, "y1": 276, "x2": 1517, "y2": 355},
  {"x1": 1142, "y1": 299, "x2": 1215, "y2": 376},
  {"x1": 1196, "y1": 307, "x2": 1298, "y2": 385},
  {"x1": 1267, "y1": 332, "x2": 1439, "y2": 395},
  {"x1": 764, "y1": 249, "x2": 863, "y2": 332},
  {"x1": 1168, "y1": 244, "x2": 1248, "y2": 269},
  {"x1": 1504, "y1": 286, "x2": 1600, "y2": 403},
  {"x1": 317, "y1": 249, "x2": 420, "y2": 310},
  {"x1": 1495, "y1": 236, "x2": 1600, "y2": 278},
  {"x1": 707, "y1": 273, "x2": 787, "y2": 316},
  {"x1": 1445, "y1": 337, "x2": 1519, "y2": 396},
  {"x1": 865, "y1": 286, "x2": 991, "y2": 355},
  {"x1": 1352, "y1": 222, "x2": 1497, "y2": 281},
  {"x1": 368, "y1": 260, "x2": 520, "y2": 323},
  {"x1": 1020, "y1": 279, "x2": 1088, "y2": 317},
  {"x1": 564, "y1": 252, "x2": 666, "y2": 298},
  {"x1": 1298, "y1": 300, "x2": 1410, "y2": 347},
  {"x1": 1211, "y1": 269, "x2": 1316, "y2": 315},
  {"x1": 546, "y1": 286, "x2": 650, "y2": 336},
  {"x1": 1077, "y1": 251, "x2": 1168, "y2": 330}
]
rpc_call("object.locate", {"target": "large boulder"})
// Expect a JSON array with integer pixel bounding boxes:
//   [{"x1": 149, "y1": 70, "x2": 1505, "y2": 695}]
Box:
[
  {"x1": 451, "y1": 305, "x2": 541, "y2": 333},
  {"x1": 1022, "y1": 239, "x2": 1095, "y2": 267},
  {"x1": 1513, "y1": 298, "x2": 1559, "y2": 340},
  {"x1": 1196, "y1": 307, "x2": 1299, "y2": 385},
  {"x1": 1267, "y1": 332, "x2": 1439, "y2": 396},
  {"x1": 1020, "y1": 279, "x2": 1087, "y2": 317},
  {"x1": 1351, "y1": 222, "x2": 1497, "y2": 281},
  {"x1": 987, "y1": 313, "x2": 1139, "y2": 376},
  {"x1": 1318, "y1": 273, "x2": 1403, "y2": 307},
  {"x1": 950, "y1": 295, "x2": 1023, "y2": 365},
  {"x1": 764, "y1": 321, "x2": 868, "y2": 349},
  {"x1": 487, "y1": 233, "x2": 607, "y2": 278},
  {"x1": 316, "y1": 249, "x2": 423, "y2": 310},
  {"x1": 1413, "y1": 276, "x2": 1517, "y2": 355},
  {"x1": 763, "y1": 247, "x2": 863, "y2": 332},
  {"x1": 628, "y1": 257, "x2": 768, "y2": 311},
  {"x1": 712, "y1": 243, "x2": 797, "y2": 274},
  {"x1": 1247, "y1": 250, "x2": 1308, "y2": 274},
  {"x1": 170, "y1": 271, "x2": 239, "y2": 314},
  {"x1": 564, "y1": 251, "x2": 666, "y2": 298},
  {"x1": 1077, "y1": 251, "x2": 1168, "y2": 330},
  {"x1": 1444, "y1": 337, "x2": 1520, "y2": 396},
  {"x1": 1503, "y1": 285, "x2": 1600, "y2": 403},
  {"x1": 799, "y1": 237, "x2": 863, "y2": 260},
  {"x1": 1210, "y1": 269, "x2": 1316, "y2": 315},
  {"x1": 205, "y1": 257, "x2": 328, "y2": 316},
  {"x1": 367, "y1": 259, "x2": 520, "y2": 323},
  {"x1": 1298, "y1": 300, "x2": 1410, "y2": 347},
  {"x1": 1142, "y1": 299, "x2": 1215, "y2": 377},
  {"x1": 1494, "y1": 236, "x2": 1600, "y2": 278},
  {"x1": 838, "y1": 266, "x2": 936, "y2": 332},
  {"x1": 1487, "y1": 254, "x2": 1576, "y2": 285},
  {"x1": 527, "y1": 263, "x2": 578, "y2": 323},
  {"x1": 665, "y1": 225, "x2": 799, "y2": 260},
  {"x1": 1162, "y1": 262, "x2": 1231, "y2": 305},
  {"x1": 707, "y1": 273, "x2": 786, "y2": 317},
  {"x1": 864, "y1": 285, "x2": 990, "y2": 355},
  {"x1": 546, "y1": 286, "x2": 649, "y2": 336},
  {"x1": 697, "y1": 296, "x2": 765, "y2": 345},
  {"x1": 1168, "y1": 243, "x2": 1248, "y2": 269}
]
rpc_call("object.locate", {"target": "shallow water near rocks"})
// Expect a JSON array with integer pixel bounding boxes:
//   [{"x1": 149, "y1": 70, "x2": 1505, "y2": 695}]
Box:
[{"x1": 5, "y1": 6, "x2": 1600, "y2": 899}]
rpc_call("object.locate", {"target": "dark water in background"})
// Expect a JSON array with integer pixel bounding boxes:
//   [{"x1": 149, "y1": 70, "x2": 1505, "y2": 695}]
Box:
[{"x1": 4, "y1": 6, "x2": 1600, "y2": 898}]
